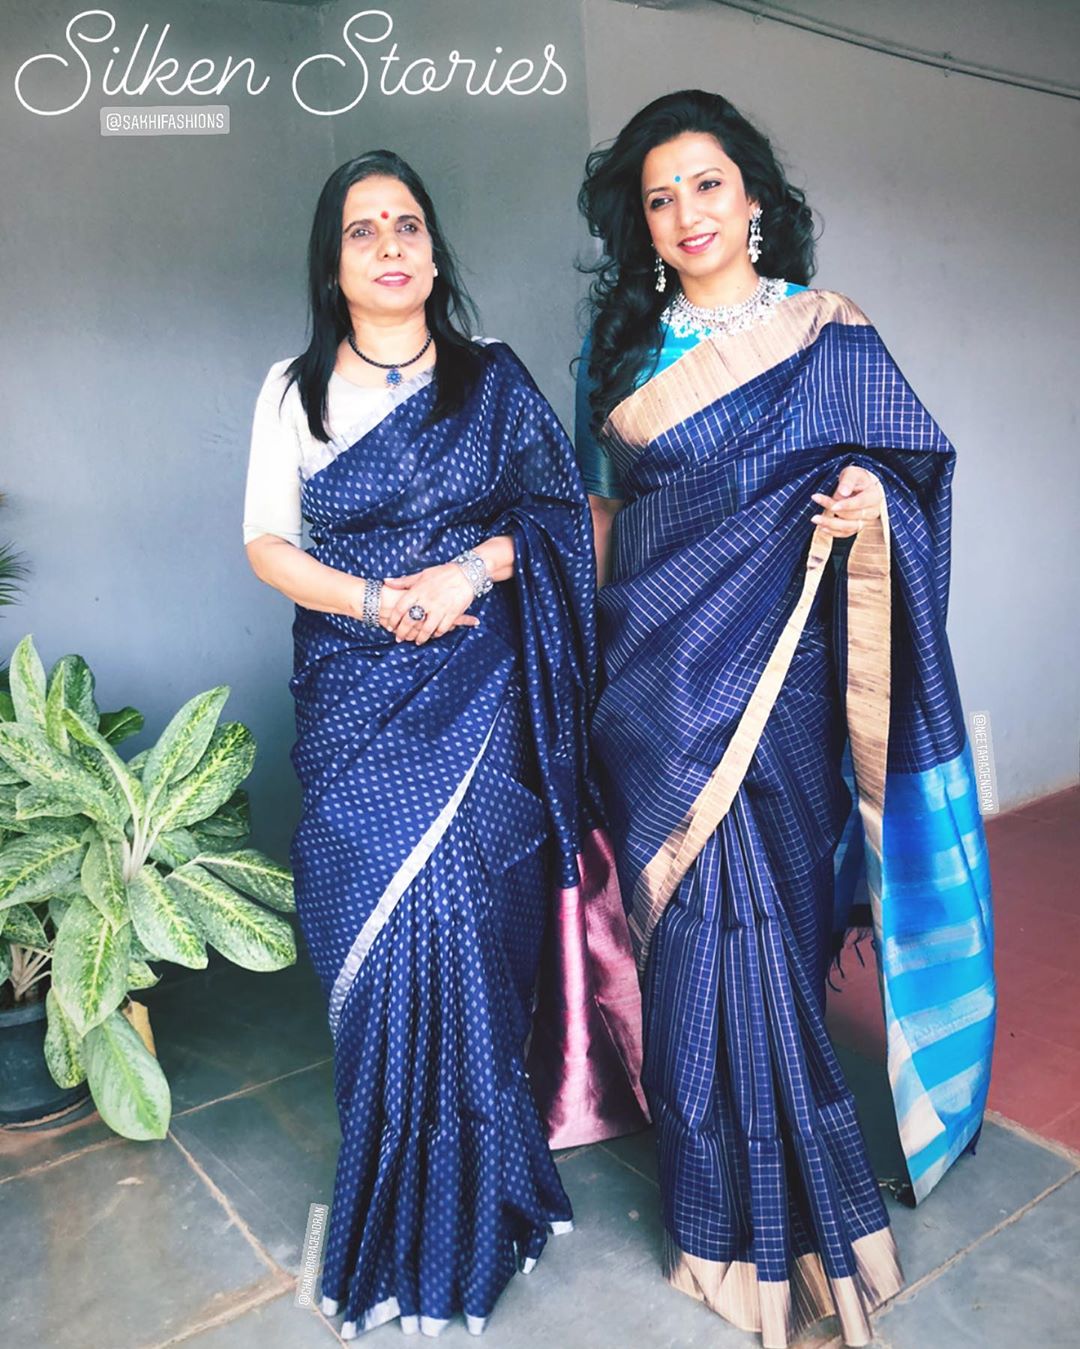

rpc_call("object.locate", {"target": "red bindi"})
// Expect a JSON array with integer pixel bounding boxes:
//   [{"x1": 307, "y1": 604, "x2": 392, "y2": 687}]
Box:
[{"x1": 380, "y1": 211, "x2": 389, "y2": 219}]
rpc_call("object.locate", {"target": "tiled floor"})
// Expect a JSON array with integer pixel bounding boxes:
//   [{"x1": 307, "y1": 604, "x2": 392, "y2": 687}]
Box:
[{"x1": 2, "y1": 790, "x2": 1078, "y2": 1349}]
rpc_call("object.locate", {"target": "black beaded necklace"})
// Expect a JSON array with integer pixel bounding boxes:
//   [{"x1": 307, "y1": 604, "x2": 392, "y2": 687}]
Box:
[{"x1": 347, "y1": 330, "x2": 433, "y2": 387}]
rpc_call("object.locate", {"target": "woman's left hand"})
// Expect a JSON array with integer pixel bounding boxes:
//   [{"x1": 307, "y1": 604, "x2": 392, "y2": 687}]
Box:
[
  {"x1": 810, "y1": 465, "x2": 884, "y2": 538},
  {"x1": 382, "y1": 563, "x2": 478, "y2": 644}
]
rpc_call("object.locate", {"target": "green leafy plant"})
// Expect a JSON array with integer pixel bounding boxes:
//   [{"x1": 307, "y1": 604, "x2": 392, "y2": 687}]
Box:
[{"x1": 0, "y1": 635, "x2": 295, "y2": 1140}]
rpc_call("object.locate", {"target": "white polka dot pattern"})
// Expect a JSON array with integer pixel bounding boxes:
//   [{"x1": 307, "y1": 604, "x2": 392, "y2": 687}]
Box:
[{"x1": 281, "y1": 344, "x2": 598, "y2": 1332}]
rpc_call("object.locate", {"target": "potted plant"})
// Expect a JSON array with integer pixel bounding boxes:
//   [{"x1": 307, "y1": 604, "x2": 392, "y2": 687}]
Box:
[{"x1": 0, "y1": 635, "x2": 296, "y2": 1140}]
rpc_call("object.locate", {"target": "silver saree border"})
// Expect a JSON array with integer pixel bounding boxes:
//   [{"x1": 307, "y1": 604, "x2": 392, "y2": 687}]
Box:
[{"x1": 326, "y1": 715, "x2": 498, "y2": 1041}]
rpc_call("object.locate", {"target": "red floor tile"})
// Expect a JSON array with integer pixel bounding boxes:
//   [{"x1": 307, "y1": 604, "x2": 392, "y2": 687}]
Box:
[
  {"x1": 991, "y1": 947, "x2": 1064, "y2": 1003},
  {"x1": 988, "y1": 1027, "x2": 1080, "y2": 1129},
  {"x1": 1040, "y1": 1104, "x2": 1080, "y2": 1152},
  {"x1": 995, "y1": 912, "x2": 1080, "y2": 976},
  {"x1": 997, "y1": 971, "x2": 1080, "y2": 1054},
  {"x1": 997, "y1": 785, "x2": 1079, "y2": 829}
]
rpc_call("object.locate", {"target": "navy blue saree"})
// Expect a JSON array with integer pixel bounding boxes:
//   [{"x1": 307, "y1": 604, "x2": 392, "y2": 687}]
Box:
[
  {"x1": 288, "y1": 344, "x2": 598, "y2": 1336},
  {"x1": 588, "y1": 289, "x2": 995, "y2": 1347}
]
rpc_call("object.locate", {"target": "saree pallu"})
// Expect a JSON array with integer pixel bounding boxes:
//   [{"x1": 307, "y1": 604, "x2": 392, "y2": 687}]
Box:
[
  {"x1": 287, "y1": 344, "x2": 634, "y2": 1336},
  {"x1": 593, "y1": 290, "x2": 995, "y2": 1347}
]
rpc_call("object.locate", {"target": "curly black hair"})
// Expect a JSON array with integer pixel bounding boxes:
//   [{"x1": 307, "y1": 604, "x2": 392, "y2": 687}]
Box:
[{"x1": 579, "y1": 90, "x2": 816, "y2": 434}]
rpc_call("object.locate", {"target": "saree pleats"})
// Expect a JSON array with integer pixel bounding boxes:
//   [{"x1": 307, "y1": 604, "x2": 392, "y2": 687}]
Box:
[
  {"x1": 316, "y1": 724, "x2": 571, "y2": 1329},
  {"x1": 288, "y1": 344, "x2": 617, "y2": 1333},
  {"x1": 590, "y1": 289, "x2": 994, "y2": 1344},
  {"x1": 641, "y1": 576, "x2": 900, "y2": 1346}
]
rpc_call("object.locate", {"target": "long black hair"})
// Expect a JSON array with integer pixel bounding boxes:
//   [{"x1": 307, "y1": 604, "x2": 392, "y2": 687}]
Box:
[
  {"x1": 285, "y1": 150, "x2": 482, "y2": 441},
  {"x1": 579, "y1": 90, "x2": 816, "y2": 434}
]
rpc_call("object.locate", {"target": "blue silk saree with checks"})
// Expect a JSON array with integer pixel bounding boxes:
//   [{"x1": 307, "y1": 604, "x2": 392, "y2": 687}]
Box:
[
  {"x1": 590, "y1": 289, "x2": 995, "y2": 1347},
  {"x1": 288, "y1": 343, "x2": 608, "y2": 1336}
]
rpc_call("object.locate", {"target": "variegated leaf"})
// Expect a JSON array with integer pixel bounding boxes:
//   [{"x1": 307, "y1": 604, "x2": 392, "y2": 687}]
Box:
[
  {"x1": 1, "y1": 901, "x2": 49, "y2": 949},
  {"x1": 126, "y1": 957, "x2": 160, "y2": 989},
  {"x1": 81, "y1": 832, "x2": 128, "y2": 929},
  {"x1": 200, "y1": 849, "x2": 294, "y2": 912},
  {"x1": 9, "y1": 635, "x2": 46, "y2": 728},
  {"x1": 51, "y1": 897, "x2": 131, "y2": 1035},
  {"x1": 83, "y1": 1008, "x2": 171, "y2": 1140},
  {"x1": 44, "y1": 988, "x2": 86, "y2": 1089},
  {"x1": 152, "y1": 723, "x2": 255, "y2": 835},
  {"x1": 14, "y1": 783, "x2": 85, "y2": 824},
  {"x1": 142, "y1": 686, "x2": 230, "y2": 816},
  {"x1": 0, "y1": 723, "x2": 128, "y2": 833},
  {"x1": 44, "y1": 655, "x2": 98, "y2": 752},
  {"x1": 0, "y1": 938, "x2": 11, "y2": 984},
  {"x1": 129, "y1": 931, "x2": 158, "y2": 963},
  {"x1": 0, "y1": 828, "x2": 86, "y2": 913},
  {"x1": 167, "y1": 864, "x2": 295, "y2": 971},
  {"x1": 0, "y1": 782, "x2": 25, "y2": 827},
  {"x1": 147, "y1": 827, "x2": 200, "y2": 870},
  {"x1": 99, "y1": 707, "x2": 144, "y2": 746},
  {"x1": 62, "y1": 708, "x2": 144, "y2": 822},
  {"x1": 191, "y1": 789, "x2": 251, "y2": 839},
  {"x1": 128, "y1": 864, "x2": 207, "y2": 968},
  {"x1": 0, "y1": 689, "x2": 15, "y2": 722},
  {"x1": 48, "y1": 890, "x2": 79, "y2": 930}
]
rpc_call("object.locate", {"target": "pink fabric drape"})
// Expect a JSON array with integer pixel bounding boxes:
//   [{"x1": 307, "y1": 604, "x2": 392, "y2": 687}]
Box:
[{"x1": 527, "y1": 828, "x2": 649, "y2": 1147}]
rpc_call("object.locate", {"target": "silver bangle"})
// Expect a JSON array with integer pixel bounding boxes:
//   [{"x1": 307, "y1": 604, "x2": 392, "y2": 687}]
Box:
[
  {"x1": 360, "y1": 576, "x2": 383, "y2": 627},
  {"x1": 452, "y1": 548, "x2": 493, "y2": 599}
]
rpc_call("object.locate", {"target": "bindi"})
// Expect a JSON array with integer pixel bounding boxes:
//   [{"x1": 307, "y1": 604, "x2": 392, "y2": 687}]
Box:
[{"x1": 380, "y1": 210, "x2": 390, "y2": 219}]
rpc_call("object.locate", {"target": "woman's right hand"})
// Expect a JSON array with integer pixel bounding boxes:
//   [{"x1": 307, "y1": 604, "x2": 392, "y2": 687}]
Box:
[
  {"x1": 366, "y1": 577, "x2": 480, "y2": 642},
  {"x1": 381, "y1": 568, "x2": 481, "y2": 644}
]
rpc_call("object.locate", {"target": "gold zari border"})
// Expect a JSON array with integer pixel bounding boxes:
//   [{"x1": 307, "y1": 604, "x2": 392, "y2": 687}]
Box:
[
  {"x1": 665, "y1": 1224, "x2": 903, "y2": 1349},
  {"x1": 603, "y1": 290, "x2": 872, "y2": 452},
  {"x1": 627, "y1": 496, "x2": 891, "y2": 973}
]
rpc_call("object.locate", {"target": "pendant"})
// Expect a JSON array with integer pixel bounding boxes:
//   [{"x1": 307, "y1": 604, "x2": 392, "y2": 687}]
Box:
[{"x1": 386, "y1": 367, "x2": 402, "y2": 387}]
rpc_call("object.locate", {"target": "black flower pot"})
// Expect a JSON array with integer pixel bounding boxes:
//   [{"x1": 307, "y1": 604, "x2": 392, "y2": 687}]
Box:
[{"x1": 0, "y1": 996, "x2": 90, "y2": 1125}]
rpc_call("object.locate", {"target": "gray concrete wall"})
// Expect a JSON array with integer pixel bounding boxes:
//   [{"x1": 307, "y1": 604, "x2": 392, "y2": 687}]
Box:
[
  {"x1": 2, "y1": 0, "x2": 336, "y2": 852},
  {"x1": 582, "y1": 0, "x2": 1080, "y2": 808}
]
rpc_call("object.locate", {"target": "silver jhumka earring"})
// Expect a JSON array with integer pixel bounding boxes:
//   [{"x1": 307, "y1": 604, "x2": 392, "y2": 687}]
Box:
[
  {"x1": 748, "y1": 206, "x2": 763, "y2": 264},
  {"x1": 654, "y1": 252, "x2": 667, "y2": 293}
]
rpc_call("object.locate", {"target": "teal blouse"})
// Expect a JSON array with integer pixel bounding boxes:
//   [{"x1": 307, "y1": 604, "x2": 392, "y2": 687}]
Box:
[{"x1": 575, "y1": 281, "x2": 807, "y2": 499}]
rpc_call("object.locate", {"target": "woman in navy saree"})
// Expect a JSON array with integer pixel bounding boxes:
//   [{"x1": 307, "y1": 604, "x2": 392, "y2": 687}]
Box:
[
  {"x1": 575, "y1": 93, "x2": 995, "y2": 1347},
  {"x1": 243, "y1": 152, "x2": 604, "y2": 1338}
]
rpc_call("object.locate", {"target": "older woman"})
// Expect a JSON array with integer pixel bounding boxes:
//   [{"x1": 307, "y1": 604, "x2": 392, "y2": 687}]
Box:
[
  {"x1": 243, "y1": 150, "x2": 597, "y2": 1339},
  {"x1": 575, "y1": 91, "x2": 995, "y2": 1347}
]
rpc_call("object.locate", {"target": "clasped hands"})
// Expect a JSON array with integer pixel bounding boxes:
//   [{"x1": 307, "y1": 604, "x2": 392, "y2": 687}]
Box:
[
  {"x1": 369, "y1": 562, "x2": 480, "y2": 646},
  {"x1": 810, "y1": 464, "x2": 884, "y2": 539}
]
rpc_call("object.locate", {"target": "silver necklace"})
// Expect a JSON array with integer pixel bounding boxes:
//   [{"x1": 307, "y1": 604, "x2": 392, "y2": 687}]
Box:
[{"x1": 663, "y1": 275, "x2": 788, "y2": 341}]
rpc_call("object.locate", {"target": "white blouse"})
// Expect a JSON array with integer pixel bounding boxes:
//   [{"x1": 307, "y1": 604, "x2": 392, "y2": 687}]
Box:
[{"x1": 242, "y1": 359, "x2": 434, "y2": 547}]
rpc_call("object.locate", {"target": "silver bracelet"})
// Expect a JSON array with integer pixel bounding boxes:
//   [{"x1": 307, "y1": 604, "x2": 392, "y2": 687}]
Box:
[
  {"x1": 360, "y1": 576, "x2": 383, "y2": 627},
  {"x1": 452, "y1": 548, "x2": 494, "y2": 599}
]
